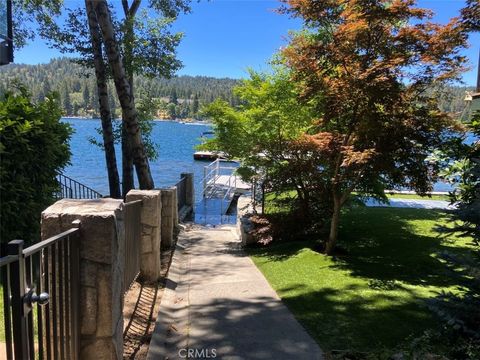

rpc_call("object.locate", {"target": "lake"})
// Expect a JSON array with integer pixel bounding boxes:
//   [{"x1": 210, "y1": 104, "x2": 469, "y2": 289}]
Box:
[
  {"x1": 62, "y1": 117, "x2": 455, "y2": 201},
  {"x1": 63, "y1": 118, "x2": 212, "y2": 200}
]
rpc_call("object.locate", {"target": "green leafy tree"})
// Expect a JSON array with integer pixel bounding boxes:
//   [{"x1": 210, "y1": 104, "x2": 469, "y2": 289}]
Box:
[
  {"x1": 191, "y1": 93, "x2": 199, "y2": 115},
  {"x1": 82, "y1": 84, "x2": 90, "y2": 111},
  {"x1": 61, "y1": 85, "x2": 73, "y2": 115},
  {"x1": 0, "y1": 58, "x2": 249, "y2": 117},
  {"x1": 424, "y1": 111, "x2": 480, "y2": 360},
  {"x1": 10, "y1": 0, "x2": 63, "y2": 48},
  {"x1": 91, "y1": 91, "x2": 160, "y2": 161},
  {"x1": 435, "y1": 108, "x2": 479, "y2": 241},
  {"x1": 461, "y1": 0, "x2": 480, "y2": 32},
  {"x1": 167, "y1": 102, "x2": 176, "y2": 119},
  {"x1": 170, "y1": 88, "x2": 178, "y2": 105},
  {"x1": 202, "y1": 68, "x2": 318, "y2": 219},
  {"x1": 21, "y1": 0, "x2": 191, "y2": 196},
  {"x1": 0, "y1": 85, "x2": 72, "y2": 244},
  {"x1": 419, "y1": 5, "x2": 480, "y2": 357},
  {"x1": 280, "y1": 0, "x2": 469, "y2": 254}
]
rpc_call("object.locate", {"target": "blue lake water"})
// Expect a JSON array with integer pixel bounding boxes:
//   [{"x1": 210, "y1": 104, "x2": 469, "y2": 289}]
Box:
[
  {"x1": 62, "y1": 118, "x2": 212, "y2": 200},
  {"x1": 62, "y1": 118, "x2": 459, "y2": 200}
]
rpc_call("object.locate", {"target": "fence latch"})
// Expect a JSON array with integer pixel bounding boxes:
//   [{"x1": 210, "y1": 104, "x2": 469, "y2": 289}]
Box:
[{"x1": 24, "y1": 286, "x2": 49, "y2": 308}]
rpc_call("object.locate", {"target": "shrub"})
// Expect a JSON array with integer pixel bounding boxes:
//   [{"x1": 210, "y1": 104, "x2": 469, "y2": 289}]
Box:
[
  {"x1": 422, "y1": 110, "x2": 480, "y2": 359},
  {"x1": 0, "y1": 85, "x2": 72, "y2": 244}
]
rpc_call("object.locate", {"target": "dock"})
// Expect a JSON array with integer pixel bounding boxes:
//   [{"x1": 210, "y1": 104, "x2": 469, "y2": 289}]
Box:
[
  {"x1": 194, "y1": 159, "x2": 252, "y2": 225},
  {"x1": 210, "y1": 174, "x2": 250, "y2": 193},
  {"x1": 193, "y1": 151, "x2": 226, "y2": 161}
]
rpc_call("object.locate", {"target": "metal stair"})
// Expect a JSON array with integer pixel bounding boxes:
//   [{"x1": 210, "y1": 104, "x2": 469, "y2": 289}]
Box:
[{"x1": 194, "y1": 159, "x2": 246, "y2": 225}]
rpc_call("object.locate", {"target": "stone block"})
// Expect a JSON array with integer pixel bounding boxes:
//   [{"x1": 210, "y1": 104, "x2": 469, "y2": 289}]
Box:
[
  {"x1": 41, "y1": 198, "x2": 124, "y2": 359},
  {"x1": 236, "y1": 196, "x2": 258, "y2": 246},
  {"x1": 80, "y1": 261, "x2": 97, "y2": 288},
  {"x1": 172, "y1": 187, "x2": 178, "y2": 227},
  {"x1": 41, "y1": 199, "x2": 124, "y2": 265},
  {"x1": 113, "y1": 315, "x2": 124, "y2": 360},
  {"x1": 80, "y1": 216, "x2": 118, "y2": 264},
  {"x1": 152, "y1": 228, "x2": 161, "y2": 250},
  {"x1": 80, "y1": 286, "x2": 97, "y2": 335},
  {"x1": 142, "y1": 226, "x2": 153, "y2": 236},
  {"x1": 127, "y1": 189, "x2": 162, "y2": 227},
  {"x1": 141, "y1": 234, "x2": 153, "y2": 254},
  {"x1": 126, "y1": 190, "x2": 162, "y2": 282},
  {"x1": 96, "y1": 266, "x2": 114, "y2": 338},
  {"x1": 80, "y1": 338, "x2": 115, "y2": 360},
  {"x1": 141, "y1": 254, "x2": 160, "y2": 281},
  {"x1": 40, "y1": 213, "x2": 62, "y2": 240},
  {"x1": 161, "y1": 189, "x2": 175, "y2": 249}
]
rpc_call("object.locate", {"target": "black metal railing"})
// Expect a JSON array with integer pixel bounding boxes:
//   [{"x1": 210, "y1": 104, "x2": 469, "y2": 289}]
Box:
[
  {"x1": 175, "y1": 176, "x2": 187, "y2": 212},
  {"x1": 55, "y1": 173, "x2": 102, "y2": 200},
  {"x1": 124, "y1": 200, "x2": 142, "y2": 293},
  {"x1": 1, "y1": 222, "x2": 81, "y2": 360}
]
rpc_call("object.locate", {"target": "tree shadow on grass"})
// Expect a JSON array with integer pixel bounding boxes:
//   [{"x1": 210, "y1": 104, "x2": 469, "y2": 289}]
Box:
[
  {"x1": 247, "y1": 207, "x2": 475, "y2": 353},
  {"x1": 247, "y1": 239, "x2": 314, "y2": 261},
  {"x1": 280, "y1": 284, "x2": 436, "y2": 352},
  {"x1": 333, "y1": 207, "x2": 473, "y2": 288}
]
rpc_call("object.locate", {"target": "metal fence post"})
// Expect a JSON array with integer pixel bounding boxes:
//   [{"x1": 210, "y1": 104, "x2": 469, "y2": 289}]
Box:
[
  {"x1": 70, "y1": 220, "x2": 81, "y2": 360},
  {"x1": 7, "y1": 240, "x2": 29, "y2": 359}
]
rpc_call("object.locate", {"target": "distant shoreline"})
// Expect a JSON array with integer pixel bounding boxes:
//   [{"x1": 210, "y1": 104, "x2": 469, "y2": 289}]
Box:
[{"x1": 62, "y1": 116, "x2": 212, "y2": 125}]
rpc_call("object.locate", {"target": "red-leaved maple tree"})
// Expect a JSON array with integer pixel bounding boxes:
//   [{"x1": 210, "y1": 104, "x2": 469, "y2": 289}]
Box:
[{"x1": 281, "y1": 0, "x2": 470, "y2": 254}]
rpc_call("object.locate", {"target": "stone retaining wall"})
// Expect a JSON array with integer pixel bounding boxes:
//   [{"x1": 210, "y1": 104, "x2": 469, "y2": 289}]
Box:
[
  {"x1": 236, "y1": 196, "x2": 262, "y2": 247},
  {"x1": 126, "y1": 189, "x2": 162, "y2": 282},
  {"x1": 39, "y1": 173, "x2": 194, "y2": 359},
  {"x1": 160, "y1": 188, "x2": 175, "y2": 250},
  {"x1": 41, "y1": 198, "x2": 125, "y2": 360}
]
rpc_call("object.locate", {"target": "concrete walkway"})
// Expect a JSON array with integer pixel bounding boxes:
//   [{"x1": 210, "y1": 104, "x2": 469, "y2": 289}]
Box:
[
  {"x1": 147, "y1": 225, "x2": 322, "y2": 360},
  {"x1": 365, "y1": 198, "x2": 454, "y2": 210}
]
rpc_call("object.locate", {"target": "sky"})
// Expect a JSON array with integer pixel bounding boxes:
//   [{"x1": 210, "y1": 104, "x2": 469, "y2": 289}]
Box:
[{"x1": 13, "y1": 0, "x2": 480, "y2": 84}]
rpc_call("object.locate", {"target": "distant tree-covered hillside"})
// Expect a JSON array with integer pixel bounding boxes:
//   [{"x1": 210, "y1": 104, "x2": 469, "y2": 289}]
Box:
[
  {"x1": 436, "y1": 85, "x2": 477, "y2": 117},
  {"x1": 0, "y1": 58, "x2": 241, "y2": 119},
  {"x1": 0, "y1": 58, "x2": 474, "y2": 119}
]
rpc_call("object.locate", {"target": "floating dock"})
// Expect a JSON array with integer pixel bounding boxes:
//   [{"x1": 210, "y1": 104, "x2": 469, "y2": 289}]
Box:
[
  {"x1": 193, "y1": 151, "x2": 226, "y2": 161},
  {"x1": 209, "y1": 175, "x2": 250, "y2": 193}
]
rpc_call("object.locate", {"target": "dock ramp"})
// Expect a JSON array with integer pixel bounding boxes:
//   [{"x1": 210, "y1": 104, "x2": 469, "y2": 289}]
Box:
[{"x1": 194, "y1": 159, "x2": 250, "y2": 225}]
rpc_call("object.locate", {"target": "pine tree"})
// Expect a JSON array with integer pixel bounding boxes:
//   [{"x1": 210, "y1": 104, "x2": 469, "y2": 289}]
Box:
[
  {"x1": 191, "y1": 93, "x2": 199, "y2": 115},
  {"x1": 62, "y1": 85, "x2": 73, "y2": 115},
  {"x1": 82, "y1": 85, "x2": 90, "y2": 111},
  {"x1": 170, "y1": 88, "x2": 178, "y2": 105}
]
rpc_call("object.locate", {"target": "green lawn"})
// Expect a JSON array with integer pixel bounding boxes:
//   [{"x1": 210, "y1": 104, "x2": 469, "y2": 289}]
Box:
[{"x1": 248, "y1": 207, "x2": 474, "y2": 353}]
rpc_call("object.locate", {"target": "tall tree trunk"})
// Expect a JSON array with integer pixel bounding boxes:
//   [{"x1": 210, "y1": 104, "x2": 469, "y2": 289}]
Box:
[
  {"x1": 121, "y1": 7, "x2": 137, "y2": 197},
  {"x1": 85, "y1": 0, "x2": 121, "y2": 199},
  {"x1": 120, "y1": 61, "x2": 135, "y2": 197},
  {"x1": 325, "y1": 193, "x2": 341, "y2": 255},
  {"x1": 91, "y1": 0, "x2": 154, "y2": 190},
  {"x1": 122, "y1": 120, "x2": 134, "y2": 196},
  {"x1": 121, "y1": 74, "x2": 135, "y2": 197}
]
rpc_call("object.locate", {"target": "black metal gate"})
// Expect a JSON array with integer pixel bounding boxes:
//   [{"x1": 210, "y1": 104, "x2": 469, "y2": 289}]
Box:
[{"x1": 1, "y1": 223, "x2": 81, "y2": 360}]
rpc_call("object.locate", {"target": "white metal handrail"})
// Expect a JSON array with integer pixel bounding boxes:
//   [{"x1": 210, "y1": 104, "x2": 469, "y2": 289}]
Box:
[
  {"x1": 200, "y1": 159, "x2": 240, "y2": 199},
  {"x1": 220, "y1": 170, "x2": 238, "y2": 215}
]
